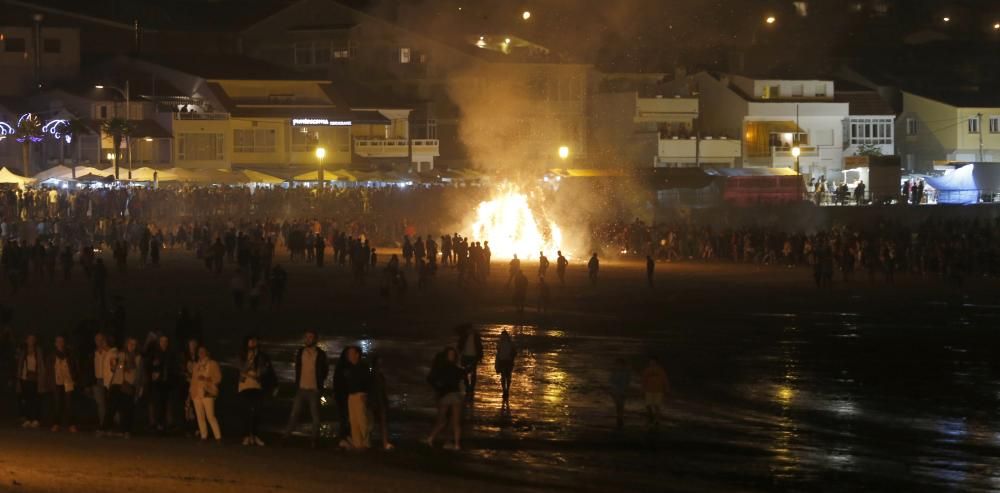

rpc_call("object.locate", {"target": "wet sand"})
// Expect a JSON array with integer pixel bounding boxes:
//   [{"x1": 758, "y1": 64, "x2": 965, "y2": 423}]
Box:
[{"x1": 1, "y1": 249, "x2": 998, "y2": 492}]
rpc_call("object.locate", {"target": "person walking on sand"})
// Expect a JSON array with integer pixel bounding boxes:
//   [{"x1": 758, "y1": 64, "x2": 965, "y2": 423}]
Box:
[
  {"x1": 538, "y1": 251, "x2": 549, "y2": 278},
  {"x1": 48, "y1": 335, "x2": 79, "y2": 433},
  {"x1": 239, "y1": 335, "x2": 275, "y2": 447},
  {"x1": 91, "y1": 332, "x2": 112, "y2": 430},
  {"x1": 107, "y1": 337, "x2": 143, "y2": 438},
  {"x1": 494, "y1": 330, "x2": 517, "y2": 403},
  {"x1": 190, "y1": 345, "x2": 222, "y2": 442},
  {"x1": 426, "y1": 347, "x2": 465, "y2": 450},
  {"x1": 338, "y1": 346, "x2": 371, "y2": 450},
  {"x1": 588, "y1": 253, "x2": 600, "y2": 286},
  {"x1": 556, "y1": 251, "x2": 568, "y2": 285},
  {"x1": 640, "y1": 355, "x2": 669, "y2": 428},
  {"x1": 506, "y1": 254, "x2": 521, "y2": 287},
  {"x1": 16, "y1": 334, "x2": 46, "y2": 429},
  {"x1": 284, "y1": 330, "x2": 328, "y2": 448},
  {"x1": 456, "y1": 325, "x2": 483, "y2": 400},
  {"x1": 609, "y1": 358, "x2": 631, "y2": 430},
  {"x1": 646, "y1": 255, "x2": 655, "y2": 288},
  {"x1": 368, "y1": 355, "x2": 394, "y2": 450}
]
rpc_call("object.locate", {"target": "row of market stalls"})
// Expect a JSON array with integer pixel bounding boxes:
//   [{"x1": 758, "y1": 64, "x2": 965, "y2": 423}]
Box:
[{"x1": 0, "y1": 166, "x2": 492, "y2": 188}]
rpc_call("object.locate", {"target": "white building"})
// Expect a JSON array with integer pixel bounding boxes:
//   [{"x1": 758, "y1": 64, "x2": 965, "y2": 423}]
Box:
[{"x1": 668, "y1": 72, "x2": 895, "y2": 180}]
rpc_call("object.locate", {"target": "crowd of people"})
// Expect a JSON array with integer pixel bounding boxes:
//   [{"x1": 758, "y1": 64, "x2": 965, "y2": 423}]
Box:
[
  {"x1": 5, "y1": 323, "x2": 671, "y2": 451},
  {"x1": 605, "y1": 217, "x2": 1000, "y2": 285}
]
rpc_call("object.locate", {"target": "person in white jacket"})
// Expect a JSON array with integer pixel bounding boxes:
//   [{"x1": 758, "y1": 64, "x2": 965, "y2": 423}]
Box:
[{"x1": 190, "y1": 346, "x2": 222, "y2": 441}]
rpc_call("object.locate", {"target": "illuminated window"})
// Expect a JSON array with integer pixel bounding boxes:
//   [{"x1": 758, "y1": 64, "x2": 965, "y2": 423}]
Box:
[
  {"x1": 291, "y1": 128, "x2": 320, "y2": 152},
  {"x1": 233, "y1": 128, "x2": 276, "y2": 153},
  {"x1": 334, "y1": 49, "x2": 350, "y2": 59},
  {"x1": 400, "y1": 47, "x2": 411, "y2": 63},
  {"x1": 849, "y1": 118, "x2": 893, "y2": 145},
  {"x1": 4, "y1": 37, "x2": 25, "y2": 52},
  {"x1": 762, "y1": 85, "x2": 780, "y2": 99}
]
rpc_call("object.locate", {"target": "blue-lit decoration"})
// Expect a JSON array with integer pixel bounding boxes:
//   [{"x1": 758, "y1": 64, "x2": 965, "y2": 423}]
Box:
[
  {"x1": 15, "y1": 113, "x2": 44, "y2": 143},
  {"x1": 42, "y1": 119, "x2": 72, "y2": 143},
  {"x1": 0, "y1": 122, "x2": 12, "y2": 139}
]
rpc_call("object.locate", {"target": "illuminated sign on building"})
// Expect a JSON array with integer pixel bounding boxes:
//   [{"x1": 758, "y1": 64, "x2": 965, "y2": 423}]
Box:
[{"x1": 291, "y1": 118, "x2": 352, "y2": 127}]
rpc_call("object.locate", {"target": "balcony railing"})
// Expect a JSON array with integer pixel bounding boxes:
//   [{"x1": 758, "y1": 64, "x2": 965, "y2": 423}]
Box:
[
  {"x1": 411, "y1": 139, "x2": 440, "y2": 156},
  {"x1": 174, "y1": 112, "x2": 231, "y2": 120},
  {"x1": 772, "y1": 145, "x2": 818, "y2": 157},
  {"x1": 354, "y1": 138, "x2": 409, "y2": 158}
]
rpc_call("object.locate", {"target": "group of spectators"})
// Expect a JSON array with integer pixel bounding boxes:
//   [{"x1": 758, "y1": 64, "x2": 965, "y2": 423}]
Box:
[{"x1": 606, "y1": 217, "x2": 1000, "y2": 283}]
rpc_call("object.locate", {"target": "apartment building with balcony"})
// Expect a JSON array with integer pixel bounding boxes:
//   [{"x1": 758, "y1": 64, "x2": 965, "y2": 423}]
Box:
[
  {"x1": 237, "y1": 0, "x2": 589, "y2": 172},
  {"x1": 590, "y1": 74, "x2": 741, "y2": 169},
  {"x1": 666, "y1": 72, "x2": 899, "y2": 180},
  {"x1": 79, "y1": 55, "x2": 431, "y2": 172},
  {"x1": 898, "y1": 90, "x2": 1000, "y2": 172}
]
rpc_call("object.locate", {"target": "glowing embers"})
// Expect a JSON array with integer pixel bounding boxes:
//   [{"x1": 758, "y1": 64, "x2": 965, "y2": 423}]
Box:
[{"x1": 467, "y1": 185, "x2": 563, "y2": 260}]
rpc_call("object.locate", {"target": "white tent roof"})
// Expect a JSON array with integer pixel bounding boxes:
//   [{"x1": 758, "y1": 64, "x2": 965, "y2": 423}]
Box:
[
  {"x1": 33, "y1": 165, "x2": 74, "y2": 181},
  {"x1": 0, "y1": 167, "x2": 34, "y2": 187}
]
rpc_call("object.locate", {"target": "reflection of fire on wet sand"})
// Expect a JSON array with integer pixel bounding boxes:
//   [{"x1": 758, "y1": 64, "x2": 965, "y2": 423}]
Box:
[{"x1": 466, "y1": 184, "x2": 564, "y2": 260}]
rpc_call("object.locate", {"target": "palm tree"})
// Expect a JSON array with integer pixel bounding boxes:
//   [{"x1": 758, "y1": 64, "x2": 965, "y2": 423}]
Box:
[
  {"x1": 14, "y1": 113, "x2": 43, "y2": 177},
  {"x1": 101, "y1": 118, "x2": 132, "y2": 180},
  {"x1": 64, "y1": 119, "x2": 91, "y2": 180}
]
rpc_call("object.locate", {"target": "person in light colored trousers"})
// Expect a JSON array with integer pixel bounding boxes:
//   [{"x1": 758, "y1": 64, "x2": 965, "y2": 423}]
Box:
[{"x1": 190, "y1": 346, "x2": 222, "y2": 441}]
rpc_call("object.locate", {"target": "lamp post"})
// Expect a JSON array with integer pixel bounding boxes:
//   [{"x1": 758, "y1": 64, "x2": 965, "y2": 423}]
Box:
[
  {"x1": 95, "y1": 81, "x2": 131, "y2": 180},
  {"x1": 558, "y1": 145, "x2": 570, "y2": 161},
  {"x1": 315, "y1": 146, "x2": 326, "y2": 188}
]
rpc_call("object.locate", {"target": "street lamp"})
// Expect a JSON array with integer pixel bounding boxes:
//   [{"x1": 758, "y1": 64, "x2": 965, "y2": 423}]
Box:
[
  {"x1": 558, "y1": 145, "x2": 570, "y2": 160},
  {"x1": 791, "y1": 145, "x2": 801, "y2": 174},
  {"x1": 765, "y1": 15, "x2": 776, "y2": 24},
  {"x1": 315, "y1": 146, "x2": 326, "y2": 187},
  {"x1": 522, "y1": 11, "x2": 531, "y2": 21},
  {"x1": 95, "y1": 81, "x2": 131, "y2": 180}
]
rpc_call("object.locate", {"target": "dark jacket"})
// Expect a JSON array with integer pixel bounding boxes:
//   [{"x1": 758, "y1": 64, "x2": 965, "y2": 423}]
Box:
[
  {"x1": 15, "y1": 345, "x2": 47, "y2": 393},
  {"x1": 427, "y1": 359, "x2": 464, "y2": 398},
  {"x1": 456, "y1": 330, "x2": 484, "y2": 362},
  {"x1": 293, "y1": 346, "x2": 329, "y2": 391},
  {"x1": 339, "y1": 360, "x2": 371, "y2": 395}
]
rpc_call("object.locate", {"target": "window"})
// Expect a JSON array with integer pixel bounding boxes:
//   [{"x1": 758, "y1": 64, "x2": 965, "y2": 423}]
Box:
[
  {"x1": 815, "y1": 84, "x2": 827, "y2": 97},
  {"x1": 178, "y1": 133, "x2": 224, "y2": 161},
  {"x1": 849, "y1": 118, "x2": 893, "y2": 145},
  {"x1": 98, "y1": 105, "x2": 108, "y2": 119},
  {"x1": 315, "y1": 44, "x2": 331, "y2": 64},
  {"x1": 4, "y1": 38, "x2": 25, "y2": 53},
  {"x1": 294, "y1": 42, "x2": 313, "y2": 66},
  {"x1": 43, "y1": 38, "x2": 61, "y2": 53},
  {"x1": 762, "y1": 85, "x2": 780, "y2": 99},
  {"x1": 990, "y1": 116, "x2": 1000, "y2": 134},
  {"x1": 906, "y1": 118, "x2": 917, "y2": 136},
  {"x1": 291, "y1": 128, "x2": 320, "y2": 152},
  {"x1": 791, "y1": 84, "x2": 803, "y2": 97},
  {"x1": 334, "y1": 49, "x2": 351, "y2": 59},
  {"x1": 233, "y1": 128, "x2": 276, "y2": 153},
  {"x1": 968, "y1": 117, "x2": 980, "y2": 134},
  {"x1": 399, "y1": 47, "x2": 411, "y2": 63}
]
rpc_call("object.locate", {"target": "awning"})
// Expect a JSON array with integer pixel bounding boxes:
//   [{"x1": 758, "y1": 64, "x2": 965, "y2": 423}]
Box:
[
  {"x1": 242, "y1": 169, "x2": 285, "y2": 184},
  {"x1": 0, "y1": 167, "x2": 33, "y2": 187},
  {"x1": 33, "y1": 165, "x2": 75, "y2": 181}
]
